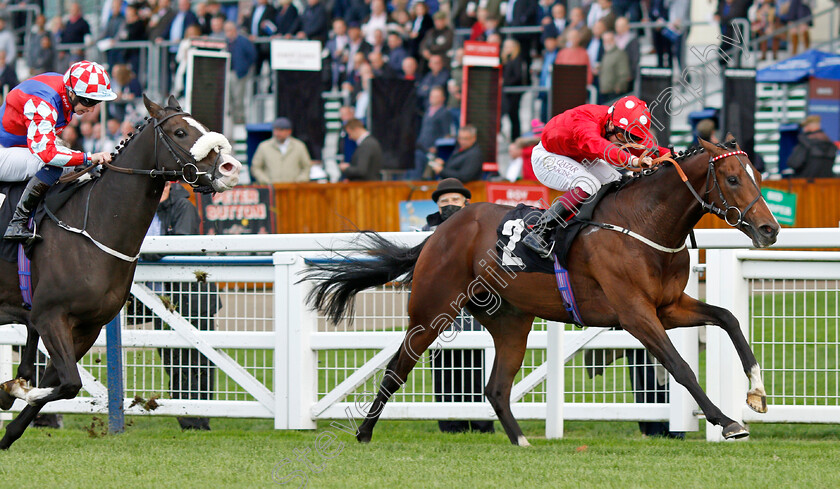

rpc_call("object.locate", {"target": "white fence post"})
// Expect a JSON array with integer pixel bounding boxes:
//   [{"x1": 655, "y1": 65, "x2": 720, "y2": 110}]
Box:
[
  {"x1": 704, "y1": 249, "x2": 749, "y2": 441},
  {"x1": 273, "y1": 252, "x2": 293, "y2": 429},
  {"x1": 545, "y1": 321, "x2": 564, "y2": 439},
  {"x1": 0, "y1": 343, "x2": 10, "y2": 426},
  {"x1": 284, "y1": 253, "x2": 317, "y2": 430}
]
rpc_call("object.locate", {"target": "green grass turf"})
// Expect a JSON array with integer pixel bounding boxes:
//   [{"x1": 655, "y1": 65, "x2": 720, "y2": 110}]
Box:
[{"x1": 0, "y1": 416, "x2": 838, "y2": 488}]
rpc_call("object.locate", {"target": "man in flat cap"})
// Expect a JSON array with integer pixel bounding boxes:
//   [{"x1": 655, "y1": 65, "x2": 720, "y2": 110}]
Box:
[
  {"x1": 250, "y1": 117, "x2": 312, "y2": 183},
  {"x1": 422, "y1": 178, "x2": 495, "y2": 434}
]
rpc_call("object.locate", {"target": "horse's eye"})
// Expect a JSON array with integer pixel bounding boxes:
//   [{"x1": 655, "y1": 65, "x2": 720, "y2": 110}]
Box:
[
  {"x1": 727, "y1": 176, "x2": 739, "y2": 186},
  {"x1": 175, "y1": 129, "x2": 187, "y2": 137}
]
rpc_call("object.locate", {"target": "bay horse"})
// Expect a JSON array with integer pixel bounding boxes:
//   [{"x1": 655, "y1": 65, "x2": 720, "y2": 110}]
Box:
[
  {"x1": 0, "y1": 95, "x2": 241, "y2": 449},
  {"x1": 305, "y1": 137, "x2": 780, "y2": 446}
]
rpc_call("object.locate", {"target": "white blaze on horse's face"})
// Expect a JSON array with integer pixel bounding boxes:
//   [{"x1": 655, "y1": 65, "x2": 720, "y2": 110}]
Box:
[
  {"x1": 182, "y1": 116, "x2": 242, "y2": 192},
  {"x1": 744, "y1": 164, "x2": 757, "y2": 185}
]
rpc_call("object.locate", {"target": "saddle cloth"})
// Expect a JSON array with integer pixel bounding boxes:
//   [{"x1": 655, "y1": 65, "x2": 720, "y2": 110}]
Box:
[
  {"x1": 0, "y1": 176, "x2": 97, "y2": 309},
  {"x1": 495, "y1": 181, "x2": 621, "y2": 273},
  {"x1": 494, "y1": 182, "x2": 623, "y2": 327}
]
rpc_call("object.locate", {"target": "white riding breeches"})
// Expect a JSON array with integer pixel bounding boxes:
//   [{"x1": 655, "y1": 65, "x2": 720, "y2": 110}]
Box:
[
  {"x1": 0, "y1": 146, "x2": 44, "y2": 182},
  {"x1": 531, "y1": 141, "x2": 621, "y2": 195}
]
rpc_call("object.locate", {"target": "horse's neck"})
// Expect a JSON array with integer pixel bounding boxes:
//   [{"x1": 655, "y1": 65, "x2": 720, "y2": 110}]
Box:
[
  {"x1": 85, "y1": 125, "x2": 167, "y2": 255},
  {"x1": 620, "y1": 152, "x2": 710, "y2": 249}
]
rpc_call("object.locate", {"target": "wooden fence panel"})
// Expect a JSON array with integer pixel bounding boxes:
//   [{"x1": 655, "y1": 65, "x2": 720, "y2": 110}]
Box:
[{"x1": 258, "y1": 179, "x2": 840, "y2": 234}]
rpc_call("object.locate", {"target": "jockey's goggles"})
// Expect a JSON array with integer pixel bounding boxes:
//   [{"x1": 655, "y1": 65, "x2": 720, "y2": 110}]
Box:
[
  {"x1": 70, "y1": 89, "x2": 101, "y2": 107},
  {"x1": 76, "y1": 95, "x2": 101, "y2": 107}
]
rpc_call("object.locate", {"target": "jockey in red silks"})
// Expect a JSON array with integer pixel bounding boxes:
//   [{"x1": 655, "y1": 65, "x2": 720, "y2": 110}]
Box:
[
  {"x1": 521, "y1": 95, "x2": 671, "y2": 257},
  {"x1": 0, "y1": 60, "x2": 117, "y2": 242}
]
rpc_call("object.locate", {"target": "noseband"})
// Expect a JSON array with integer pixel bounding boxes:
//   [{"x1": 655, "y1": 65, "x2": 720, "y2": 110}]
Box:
[
  {"x1": 101, "y1": 111, "x2": 222, "y2": 194},
  {"x1": 669, "y1": 148, "x2": 761, "y2": 228}
]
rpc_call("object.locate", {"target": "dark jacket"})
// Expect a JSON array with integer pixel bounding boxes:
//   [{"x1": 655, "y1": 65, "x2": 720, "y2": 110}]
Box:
[
  {"x1": 417, "y1": 106, "x2": 453, "y2": 151},
  {"x1": 440, "y1": 143, "x2": 482, "y2": 182},
  {"x1": 61, "y1": 16, "x2": 91, "y2": 44},
  {"x1": 421, "y1": 211, "x2": 444, "y2": 231},
  {"x1": 343, "y1": 134, "x2": 383, "y2": 180},
  {"x1": 417, "y1": 69, "x2": 451, "y2": 109},
  {"x1": 167, "y1": 10, "x2": 200, "y2": 40},
  {"x1": 508, "y1": 0, "x2": 539, "y2": 26},
  {"x1": 141, "y1": 185, "x2": 219, "y2": 322},
  {"x1": 148, "y1": 8, "x2": 176, "y2": 40},
  {"x1": 275, "y1": 4, "x2": 300, "y2": 36},
  {"x1": 228, "y1": 34, "x2": 257, "y2": 79},
  {"x1": 299, "y1": 1, "x2": 329, "y2": 42},
  {"x1": 716, "y1": 0, "x2": 752, "y2": 22},
  {"x1": 243, "y1": 4, "x2": 278, "y2": 36},
  {"x1": 787, "y1": 130, "x2": 837, "y2": 178}
]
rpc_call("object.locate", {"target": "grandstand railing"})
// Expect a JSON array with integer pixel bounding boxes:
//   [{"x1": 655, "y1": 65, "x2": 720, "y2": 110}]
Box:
[{"x1": 1, "y1": 229, "x2": 839, "y2": 440}]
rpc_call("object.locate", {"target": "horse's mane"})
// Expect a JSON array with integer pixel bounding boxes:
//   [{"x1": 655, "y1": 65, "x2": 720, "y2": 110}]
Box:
[
  {"x1": 111, "y1": 116, "x2": 153, "y2": 159},
  {"x1": 612, "y1": 139, "x2": 741, "y2": 195},
  {"x1": 673, "y1": 139, "x2": 739, "y2": 163}
]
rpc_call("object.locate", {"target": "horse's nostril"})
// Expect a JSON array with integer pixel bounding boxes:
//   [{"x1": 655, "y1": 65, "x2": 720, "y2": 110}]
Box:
[
  {"x1": 220, "y1": 162, "x2": 236, "y2": 175},
  {"x1": 761, "y1": 225, "x2": 778, "y2": 238}
]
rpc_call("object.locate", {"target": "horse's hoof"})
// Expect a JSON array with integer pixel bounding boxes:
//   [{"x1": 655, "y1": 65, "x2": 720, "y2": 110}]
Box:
[
  {"x1": 0, "y1": 390, "x2": 13, "y2": 410},
  {"x1": 746, "y1": 391, "x2": 767, "y2": 413},
  {"x1": 1, "y1": 378, "x2": 29, "y2": 400},
  {"x1": 356, "y1": 431, "x2": 372, "y2": 443},
  {"x1": 516, "y1": 435, "x2": 532, "y2": 447},
  {"x1": 722, "y1": 422, "x2": 749, "y2": 440}
]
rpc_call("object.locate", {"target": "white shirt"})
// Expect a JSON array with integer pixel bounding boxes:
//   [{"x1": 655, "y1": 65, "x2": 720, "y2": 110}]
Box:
[
  {"x1": 277, "y1": 138, "x2": 290, "y2": 155},
  {"x1": 363, "y1": 13, "x2": 388, "y2": 45},
  {"x1": 505, "y1": 156, "x2": 523, "y2": 182},
  {"x1": 587, "y1": 3, "x2": 606, "y2": 27}
]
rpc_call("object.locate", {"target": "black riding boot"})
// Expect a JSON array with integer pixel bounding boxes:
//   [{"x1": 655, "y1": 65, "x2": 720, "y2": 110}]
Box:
[
  {"x1": 521, "y1": 200, "x2": 573, "y2": 258},
  {"x1": 4, "y1": 176, "x2": 51, "y2": 242}
]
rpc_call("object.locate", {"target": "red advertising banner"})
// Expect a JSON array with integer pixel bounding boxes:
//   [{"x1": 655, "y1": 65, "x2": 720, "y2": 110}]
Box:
[
  {"x1": 485, "y1": 183, "x2": 549, "y2": 208},
  {"x1": 463, "y1": 41, "x2": 500, "y2": 67}
]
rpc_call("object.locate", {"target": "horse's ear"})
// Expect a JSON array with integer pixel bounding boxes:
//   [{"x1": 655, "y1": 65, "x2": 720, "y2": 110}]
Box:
[
  {"x1": 143, "y1": 94, "x2": 164, "y2": 119},
  {"x1": 698, "y1": 137, "x2": 718, "y2": 153},
  {"x1": 167, "y1": 95, "x2": 182, "y2": 111},
  {"x1": 724, "y1": 132, "x2": 741, "y2": 150}
]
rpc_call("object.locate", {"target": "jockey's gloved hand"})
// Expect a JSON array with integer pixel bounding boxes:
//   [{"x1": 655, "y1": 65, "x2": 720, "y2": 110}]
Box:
[
  {"x1": 89, "y1": 152, "x2": 112, "y2": 165},
  {"x1": 632, "y1": 156, "x2": 654, "y2": 169}
]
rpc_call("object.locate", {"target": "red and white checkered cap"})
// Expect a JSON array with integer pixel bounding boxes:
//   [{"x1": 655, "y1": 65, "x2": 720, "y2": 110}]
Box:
[{"x1": 63, "y1": 61, "x2": 117, "y2": 101}]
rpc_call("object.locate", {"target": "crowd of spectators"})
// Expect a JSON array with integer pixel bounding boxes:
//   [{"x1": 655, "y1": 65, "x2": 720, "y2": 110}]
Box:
[{"x1": 0, "y1": 0, "x2": 821, "y2": 184}]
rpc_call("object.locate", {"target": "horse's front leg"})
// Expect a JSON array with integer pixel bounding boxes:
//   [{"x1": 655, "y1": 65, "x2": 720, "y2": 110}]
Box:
[
  {"x1": 659, "y1": 293, "x2": 766, "y2": 414},
  {"x1": 617, "y1": 299, "x2": 749, "y2": 439},
  {"x1": 16, "y1": 324, "x2": 40, "y2": 383},
  {"x1": 21, "y1": 313, "x2": 85, "y2": 407},
  {"x1": 0, "y1": 322, "x2": 38, "y2": 410}
]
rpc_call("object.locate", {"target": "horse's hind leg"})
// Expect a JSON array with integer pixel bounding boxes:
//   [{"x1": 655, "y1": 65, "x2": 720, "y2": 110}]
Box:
[
  {"x1": 356, "y1": 317, "x2": 448, "y2": 443},
  {"x1": 619, "y1": 302, "x2": 748, "y2": 440},
  {"x1": 660, "y1": 294, "x2": 767, "y2": 414},
  {"x1": 478, "y1": 312, "x2": 534, "y2": 446}
]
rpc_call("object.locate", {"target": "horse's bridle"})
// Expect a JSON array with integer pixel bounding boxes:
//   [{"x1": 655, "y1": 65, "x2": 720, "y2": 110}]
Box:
[
  {"x1": 100, "y1": 111, "x2": 222, "y2": 194},
  {"x1": 669, "y1": 148, "x2": 762, "y2": 228},
  {"x1": 629, "y1": 143, "x2": 762, "y2": 229}
]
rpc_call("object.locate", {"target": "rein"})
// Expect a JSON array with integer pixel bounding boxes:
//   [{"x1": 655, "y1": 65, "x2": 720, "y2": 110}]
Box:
[
  {"x1": 669, "y1": 148, "x2": 759, "y2": 227},
  {"x1": 584, "y1": 143, "x2": 757, "y2": 253},
  {"x1": 100, "y1": 112, "x2": 220, "y2": 193},
  {"x1": 41, "y1": 109, "x2": 223, "y2": 262}
]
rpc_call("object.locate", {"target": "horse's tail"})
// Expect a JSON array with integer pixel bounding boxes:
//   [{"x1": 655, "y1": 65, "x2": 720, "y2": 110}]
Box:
[{"x1": 302, "y1": 231, "x2": 429, "y2": 324}]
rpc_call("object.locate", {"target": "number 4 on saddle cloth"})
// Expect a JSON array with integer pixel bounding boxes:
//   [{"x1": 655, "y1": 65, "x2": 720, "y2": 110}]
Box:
[
  {"x1": 495, "y1": 182, "x2": 621, "y2": 327},
  {"x1": 0, "y1": 175, "x2": 98, "y2": 310}
]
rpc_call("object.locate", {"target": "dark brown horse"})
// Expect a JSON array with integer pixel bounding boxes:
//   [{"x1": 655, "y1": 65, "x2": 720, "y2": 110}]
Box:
[
  {"x1": 0, "y1": 95, "x2": 241, "y2": 449},
  {"x1": 306, "y1": 137, "x2": 780, "y2": 446}
]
